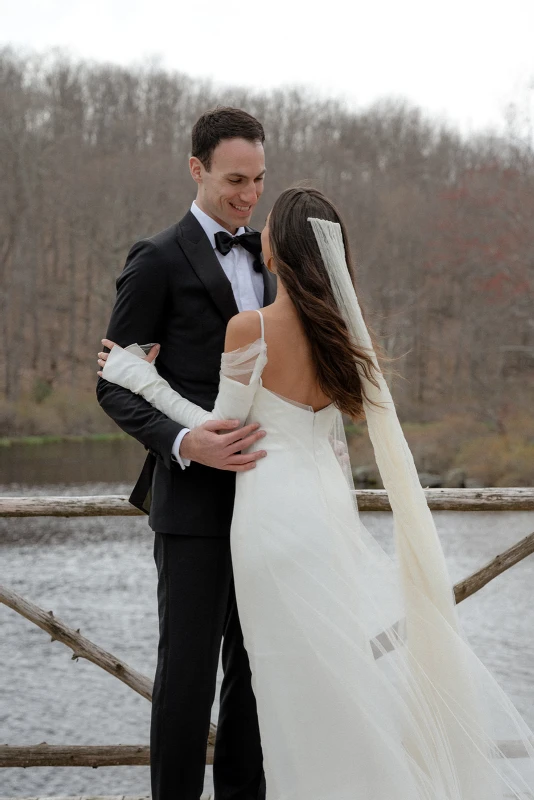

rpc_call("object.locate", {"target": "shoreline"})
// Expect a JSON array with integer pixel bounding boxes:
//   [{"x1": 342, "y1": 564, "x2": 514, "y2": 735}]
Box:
[{"x1": 0, "y1": 433, "x2": 129, "y2": 447}]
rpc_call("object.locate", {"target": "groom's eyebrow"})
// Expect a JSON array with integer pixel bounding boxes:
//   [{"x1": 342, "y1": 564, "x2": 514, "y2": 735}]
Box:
[{"x1": 226, "y1": 170, "x2": 266, "y2": 179}]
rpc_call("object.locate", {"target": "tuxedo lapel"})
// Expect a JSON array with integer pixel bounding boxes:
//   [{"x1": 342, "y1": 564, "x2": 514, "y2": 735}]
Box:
[
  {"x1": 177, "y1": 210, "x2": 277, "y2": 317},
  {"x1": 177, "y1": 211, "x2": 239, "y2": 323}
]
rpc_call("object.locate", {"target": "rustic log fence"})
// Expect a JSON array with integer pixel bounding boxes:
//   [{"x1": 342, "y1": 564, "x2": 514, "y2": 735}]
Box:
[
  {"x1": 1, "y1": 488, "x2": 533, "y2": 773},
  {"x1": 2, "y1": 488, "x2": 534, "y2": 517}
]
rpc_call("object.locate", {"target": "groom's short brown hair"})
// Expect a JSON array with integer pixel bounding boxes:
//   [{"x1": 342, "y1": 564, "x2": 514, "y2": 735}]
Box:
[{"x1": 191, "y1": 107, "x2": 265, "y2": 171}]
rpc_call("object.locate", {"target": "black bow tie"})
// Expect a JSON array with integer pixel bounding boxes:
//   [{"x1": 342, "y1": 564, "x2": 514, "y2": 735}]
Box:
[{"x1": 214, "y1": 230, "x2": 264, "y2": 272}]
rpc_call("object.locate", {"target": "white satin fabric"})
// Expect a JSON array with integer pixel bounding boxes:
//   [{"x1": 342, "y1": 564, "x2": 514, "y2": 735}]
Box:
[{"x1": 103, "y1": 322, "x2": 534, "y2": 800}]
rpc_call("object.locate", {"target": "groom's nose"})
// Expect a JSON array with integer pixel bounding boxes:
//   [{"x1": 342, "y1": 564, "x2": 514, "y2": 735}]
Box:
[{"x1": 239, "y1": 182, "x2": 259, "y2": 205}]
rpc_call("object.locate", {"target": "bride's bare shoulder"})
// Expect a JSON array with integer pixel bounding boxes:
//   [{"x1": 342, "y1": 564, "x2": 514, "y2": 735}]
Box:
[{"x1": 224, "y1": 310, "x2": 263, "y2": 351}]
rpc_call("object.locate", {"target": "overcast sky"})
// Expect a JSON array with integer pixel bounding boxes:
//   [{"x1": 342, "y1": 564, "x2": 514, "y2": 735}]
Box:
[{"x1": 3, "y1": 0, "x2": 534, "y2": 134}]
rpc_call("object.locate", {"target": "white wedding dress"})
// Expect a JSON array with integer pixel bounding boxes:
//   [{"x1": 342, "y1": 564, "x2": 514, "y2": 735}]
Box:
[{"x1": 103, "y1": 309, "x2": 534, "y2": 800}]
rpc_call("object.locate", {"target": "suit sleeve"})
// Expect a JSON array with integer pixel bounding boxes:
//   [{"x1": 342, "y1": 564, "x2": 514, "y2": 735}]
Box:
[{"x1": 96, "y1": 239, "x2": 183, "y2": 470}]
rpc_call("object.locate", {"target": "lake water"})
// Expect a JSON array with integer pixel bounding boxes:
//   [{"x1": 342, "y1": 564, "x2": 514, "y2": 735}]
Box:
[{"x1": 1, "y1": 442, "x2": 533, "y2": 797}]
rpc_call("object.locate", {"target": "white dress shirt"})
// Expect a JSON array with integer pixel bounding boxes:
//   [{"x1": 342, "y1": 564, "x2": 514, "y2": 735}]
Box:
[{"x1": 172, "y1": 202, "x2": 264, "y2": 468}]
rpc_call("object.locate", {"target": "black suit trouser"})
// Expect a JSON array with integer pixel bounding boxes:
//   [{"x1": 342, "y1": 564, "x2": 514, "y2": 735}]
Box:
[{"x1": 151, "y1": 533, "x2": 265, "y2": 800}]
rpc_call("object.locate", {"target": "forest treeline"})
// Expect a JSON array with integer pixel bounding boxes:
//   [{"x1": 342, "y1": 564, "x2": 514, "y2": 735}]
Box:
[{"x1": 0, "y1": 48, "x2": 533, "y2": 477}]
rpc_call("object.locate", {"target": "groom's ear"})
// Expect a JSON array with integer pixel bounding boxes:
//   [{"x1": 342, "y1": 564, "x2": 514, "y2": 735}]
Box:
[{"x1": 189, "y1": 156, "x2": 203, "y2": 184}]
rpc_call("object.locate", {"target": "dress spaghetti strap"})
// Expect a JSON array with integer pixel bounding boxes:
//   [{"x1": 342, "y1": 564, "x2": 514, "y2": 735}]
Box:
[{"x1": 255, "y1": 308, "x2": 265, "y2": 341}]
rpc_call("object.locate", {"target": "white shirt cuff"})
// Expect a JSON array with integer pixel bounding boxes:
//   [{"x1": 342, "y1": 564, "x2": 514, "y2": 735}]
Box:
[{"x1": 171, "y1": 428, "x2": 191, "y2": 469}]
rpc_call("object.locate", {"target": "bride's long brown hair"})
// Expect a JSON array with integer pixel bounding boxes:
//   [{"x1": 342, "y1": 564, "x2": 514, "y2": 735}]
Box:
[{"x1": 268, "y1": 187, "x2": 381, "y2": 420}]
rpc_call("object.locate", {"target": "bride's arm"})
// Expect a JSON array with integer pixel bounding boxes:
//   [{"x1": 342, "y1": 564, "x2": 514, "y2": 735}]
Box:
[
  {"x1": 99, "y1": 311, "x2": 266, "y2": 431},
  {"x1": 101, "y1": 343, "x2": 214, "y2": 431}
]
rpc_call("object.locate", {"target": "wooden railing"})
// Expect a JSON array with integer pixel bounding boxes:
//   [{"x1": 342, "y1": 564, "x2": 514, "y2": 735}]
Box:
[
  {"x1": 1, "y1": 488, "x2": 534, "y2": 770},
  {"x1": 1, "y1": 488, "x2": 534, "y2": 517}
]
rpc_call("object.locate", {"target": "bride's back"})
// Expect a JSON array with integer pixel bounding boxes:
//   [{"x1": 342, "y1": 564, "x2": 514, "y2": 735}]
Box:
[
  {"x1": 259, "y1": 301, "x2": 332, "y2": 413},
  {"x1": 254, "y1": 185, "x2": 378, "y2": 423}
]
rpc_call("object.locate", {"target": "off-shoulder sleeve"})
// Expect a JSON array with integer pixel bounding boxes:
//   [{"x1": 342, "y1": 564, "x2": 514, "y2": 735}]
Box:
[
  {"x1": 212, "y1": 337, "x2": 267, "y2": 422},
  {"x1": 102, "y1": 345, "x2": 213, "y2": 430}
]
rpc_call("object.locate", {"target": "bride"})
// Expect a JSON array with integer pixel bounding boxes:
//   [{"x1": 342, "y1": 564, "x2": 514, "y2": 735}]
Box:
[{"x1": 98, "y1": 187, "x2": 534, "y2": 799}]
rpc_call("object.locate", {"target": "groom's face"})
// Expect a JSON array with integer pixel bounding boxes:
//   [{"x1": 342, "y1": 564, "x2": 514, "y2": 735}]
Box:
[{"x1": 191, "y1": 137, "x2": 265, "y2": 233}]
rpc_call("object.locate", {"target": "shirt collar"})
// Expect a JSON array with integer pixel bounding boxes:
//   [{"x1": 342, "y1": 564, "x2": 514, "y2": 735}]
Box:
[{"x1": 190, "y1": 201, "x2": 246, "y2": 249}]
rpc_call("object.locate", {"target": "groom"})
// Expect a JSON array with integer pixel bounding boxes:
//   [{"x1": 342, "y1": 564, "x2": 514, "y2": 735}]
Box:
[{"x1": 97, "y1": 107, "x2": 276, "y2": 800}]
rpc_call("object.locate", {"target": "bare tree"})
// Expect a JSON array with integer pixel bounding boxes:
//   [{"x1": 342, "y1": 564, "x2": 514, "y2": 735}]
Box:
[{"x1": 0, "y1": 48, "x2": 532, "y2": 437}]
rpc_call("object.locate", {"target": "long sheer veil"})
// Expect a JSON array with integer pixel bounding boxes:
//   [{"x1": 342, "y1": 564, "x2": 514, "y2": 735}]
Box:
[{"x1": 308, "y1": 217, "x2": 534, "y2": 799}]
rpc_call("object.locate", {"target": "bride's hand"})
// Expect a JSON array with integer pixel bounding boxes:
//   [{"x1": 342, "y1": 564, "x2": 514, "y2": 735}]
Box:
[
  {"x1": 332, "y1": 438, "x2": 351, "y2": 470},
  {"x1": 97, "y1": 338, "x2": 160, "y2": 376}
]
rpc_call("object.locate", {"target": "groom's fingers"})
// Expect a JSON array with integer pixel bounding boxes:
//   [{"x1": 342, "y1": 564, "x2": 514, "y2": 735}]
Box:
[
  {"x1": 203, "y1": 419, "x2": 243, "y2": 433},
  {"x1": 224, "y1": 429, "x2": 266, "y2": 456},
  {"x1": 220, "y1": 422, "x2": 264, "y2": 446},
  {"x1": 224, "y1": 451, "x2": 267, "y2": 470}
]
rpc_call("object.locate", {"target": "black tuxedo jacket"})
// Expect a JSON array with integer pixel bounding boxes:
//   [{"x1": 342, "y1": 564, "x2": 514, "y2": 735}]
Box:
[{"x1": 97, "y1": 210, "x2": 277, "y2": 536}]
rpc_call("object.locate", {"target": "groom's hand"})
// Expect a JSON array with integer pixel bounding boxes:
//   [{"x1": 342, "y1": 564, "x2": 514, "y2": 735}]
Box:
[{"x1": 180, "y1": 419, "x2": 267, "y2": 472}]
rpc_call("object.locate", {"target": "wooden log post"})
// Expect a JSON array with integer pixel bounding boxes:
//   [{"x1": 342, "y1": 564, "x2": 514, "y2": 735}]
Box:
[
  {"x1": 0, "y1": 795, "x2": 214, "y2": 800},
  {"x1": 0, "y1": 796, "x2": 214, "y2": 800},
  {"x1": 0, "y1": 736, "x2": 531, "y2": 767},
  {"x1": 0, "y1": 586, "x2": 153, "y2": 701},
  {"x1": 454, "y1": 530, "x2": 534, "y2": 603},
  {"x1": 356, "y1": 487, "x2": 534, "y2": 512},
  {"x1": 0, "y1": 495, "x2": 143, "y2": 518},
  {"x1": 0, "y1": 585, "x2": 218, "y2": 747},
  {"x1": 0, "y1": 743, "x2": 214, "y2": 767},
  {"x1": 1, "y1": 488, "x2": 534, "y2": 517},
  {"x1": 0, "y1": 794, "x2": 214, "y2": 800},
  {"x1": 0, "y1": 744, "x2": 151, "y2": 767}
]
